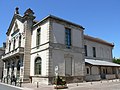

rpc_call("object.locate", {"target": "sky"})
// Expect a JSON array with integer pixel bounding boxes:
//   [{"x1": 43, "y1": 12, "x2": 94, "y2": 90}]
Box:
[{"x1": 0, "y1": 0, "x2": 119, "y2": 58}]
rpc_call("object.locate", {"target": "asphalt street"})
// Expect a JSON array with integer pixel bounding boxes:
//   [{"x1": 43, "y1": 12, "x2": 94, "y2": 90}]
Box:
[{"x1": 0, "y1": 83, "x2": 22, "y2": 90}]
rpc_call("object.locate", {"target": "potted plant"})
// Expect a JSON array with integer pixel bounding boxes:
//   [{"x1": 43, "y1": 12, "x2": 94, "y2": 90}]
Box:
[{"x1": 54, "y1": 75, "x2": 68, "y2": 89}]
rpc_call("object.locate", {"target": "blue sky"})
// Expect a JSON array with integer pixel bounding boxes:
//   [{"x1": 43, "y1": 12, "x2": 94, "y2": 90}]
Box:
[{"x1": 0, "y1": 0, "x2": 119, "y2": 58}]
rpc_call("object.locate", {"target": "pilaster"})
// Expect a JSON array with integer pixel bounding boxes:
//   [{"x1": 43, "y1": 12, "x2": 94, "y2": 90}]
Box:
[{"x1": 23, "y1": 8, "x2": 35, "y2": 81}]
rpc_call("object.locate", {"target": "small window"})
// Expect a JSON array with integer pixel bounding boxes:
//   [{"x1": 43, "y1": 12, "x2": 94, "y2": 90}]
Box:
[
  {"x1": 84, "y1": 45, "x2": 87, "y2": 56},
  {"x1": 86, "y1": 68, "x2": 90, "y2": 74},
  {"x1": 13, "y1": 38, "x2": 16, "y2": 50},
  {"x1": 36, "y1": 28, "x2": 41, "y2": 48},
  {"x1": 93, "y1": 47, "x2": 96, "y2": 57},
  {"x1": 9, "y1": 42, "x2": 11, "y2": 52},
  {"x1": 19, "y1": 34, "x2": 21, "y2": 47}
]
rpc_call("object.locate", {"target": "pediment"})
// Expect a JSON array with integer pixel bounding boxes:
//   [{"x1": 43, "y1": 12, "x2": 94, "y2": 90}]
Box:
[{"x1": 6, "y1": 14, "x2": 23, "y2": 36}]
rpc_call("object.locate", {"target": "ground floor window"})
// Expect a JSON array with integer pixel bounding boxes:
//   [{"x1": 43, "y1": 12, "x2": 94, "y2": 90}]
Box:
[
  {"x1": 86, "y1": 68, "x2": 90, "y2": 75},
  {"x1": 34, "y1": 57, "x2": 42, "y2": 75}
]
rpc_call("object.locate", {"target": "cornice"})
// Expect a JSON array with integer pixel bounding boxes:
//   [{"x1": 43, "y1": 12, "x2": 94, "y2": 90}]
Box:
[{"x1": 84, "y1": 35, "x2": 114, "y2": 47}]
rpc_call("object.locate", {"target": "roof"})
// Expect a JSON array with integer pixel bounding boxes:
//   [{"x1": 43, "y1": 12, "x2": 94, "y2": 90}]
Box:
[
  {"x1": 84, "y1": 35, "x2": 114, "y2": 47},
  {"x1": 6, "y1": 14, "x2": 23, "y2": 35},
  {"x1": 33, "y1": 15, "x2": 85, "y2": 29},
  {"x1": 85, "y1": 59, "x2": 120, "y2": 67}
]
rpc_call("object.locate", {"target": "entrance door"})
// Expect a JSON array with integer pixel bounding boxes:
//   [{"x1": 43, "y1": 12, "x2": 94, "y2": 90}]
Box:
[
  {"x1": 65, "y1": 58, "x2": 72, "y2": 76},
  {"x1": 101, "y1": 68, "x2": 106, "y2": 79}
]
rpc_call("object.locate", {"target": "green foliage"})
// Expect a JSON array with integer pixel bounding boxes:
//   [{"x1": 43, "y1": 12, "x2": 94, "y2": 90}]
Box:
[
  {"x1": 113, "y1": 58, "x2": 120, "y2": 64},
  {"x1": 54, "y1": 75, "x2": 66, "y2": 86}
]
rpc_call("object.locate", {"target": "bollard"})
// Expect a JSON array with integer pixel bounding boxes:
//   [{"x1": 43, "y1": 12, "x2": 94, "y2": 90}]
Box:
[
  {"x1": 3, "y1": 78, "x2": 5, "y2": 83},
  {"x1": 91, "y1": 79, "x2": 92, "y2": 85},
  {"x1": 101, "y1": 80, "x2": 102, "y2": 83},
  {"x1": 37, "y1": 82, "x2": 39, "y2": 88},
  {"x1": 15, "y1": 81, "x2": 16, "y2": 86},
  {"x1": 77, "y1": 83, "x2": 78, "y2": 86}
]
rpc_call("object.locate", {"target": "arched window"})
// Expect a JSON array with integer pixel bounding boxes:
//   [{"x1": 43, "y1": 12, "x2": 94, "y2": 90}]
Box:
[{"x1": 35, "y1": 57, "x2": 41, "y2": 75}]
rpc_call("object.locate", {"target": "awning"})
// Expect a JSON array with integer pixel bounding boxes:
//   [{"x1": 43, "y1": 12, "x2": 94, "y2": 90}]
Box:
[{"x1": 85, "y1": 59, "x2": 120, "y2": 67}]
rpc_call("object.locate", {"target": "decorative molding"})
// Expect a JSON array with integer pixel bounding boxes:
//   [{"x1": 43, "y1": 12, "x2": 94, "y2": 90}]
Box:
[
  {"x1": 31, "y1": 42, "x2": 49, "y2": 50},
  {"x1": 50, "y1": 43, "x2": 83, "y2": 53},
  {"x1": 51, "y1": 19, "x2": 83, "y2": 31}
]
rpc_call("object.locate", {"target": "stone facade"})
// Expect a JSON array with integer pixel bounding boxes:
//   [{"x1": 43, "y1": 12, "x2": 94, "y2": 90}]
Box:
[
  {"x1": 1, "y1": 8, "x2": 118, "y2": 84},
  {"x1": 0, "y1": 44, "x2": 5, "y2": 80}
]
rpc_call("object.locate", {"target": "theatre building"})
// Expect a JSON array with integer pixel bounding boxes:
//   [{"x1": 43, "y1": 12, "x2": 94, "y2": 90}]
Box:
[{"x1": 2, "y1": 8, "x2": 120, "y2": 84}]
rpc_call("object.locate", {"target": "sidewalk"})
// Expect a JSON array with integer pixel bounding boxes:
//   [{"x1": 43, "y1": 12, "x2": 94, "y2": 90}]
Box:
[
  {"x1": 21, "y1": 79, "x2": 120, "y2": 90},
  {"x1": 22, "y1": 83, "x2": 54, "y2": 90},
  {"x1": 1, "y1": 79, "x2": 120, "y2": 90}
]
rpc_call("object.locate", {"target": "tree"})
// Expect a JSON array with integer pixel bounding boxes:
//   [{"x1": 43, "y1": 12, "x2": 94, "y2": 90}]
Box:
[{"x1": 113, "y1": 58, "x2": 120, "y2": 64}]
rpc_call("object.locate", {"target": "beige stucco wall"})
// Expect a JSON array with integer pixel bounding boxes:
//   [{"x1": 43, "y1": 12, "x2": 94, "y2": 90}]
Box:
[
  {"x1": 30, "y1": 20, "x2": 50, "y2": 77},
  {"x1": 30, "y1": 49, "x2": 49, "y2": 76},
  {"x1": 51, "y1": 21, "x2": 83, "y2": 47},
  {"x1": 51, "y1": 49, "x2": 84, "y2": 76},
  {"x1": 31, "y1": 21, "x2": 49, "y2": 49},
  {"x1": 50, "y1": 21, "x2": 85, "y2": 77},
  {"x1": 30, "y1": 19, "x2": 85, "y2": 77},
  {"x1": 84, "y1": 39, "x2": 113, "y2": 62}
]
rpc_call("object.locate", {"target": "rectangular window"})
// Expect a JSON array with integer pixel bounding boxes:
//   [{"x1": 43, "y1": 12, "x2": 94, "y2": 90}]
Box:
[
  {"x1": 65, "y1": 28, "x2": 71, "y2": 49},
  {"x1": 9, "y1": 42, "x2": 11, "y2": 52},
  {"x1": 84, "y1": 45, "x2": 87, "y2": 56},
  {"x1": 93, "y1": 47, "x2": 96, "y2": 57},
  {"x1": 13, "y1": 38, "x2": 16, "y2": 50},
  {"x1": 19, "y1": 35, "x2": 21, "y2": 47},
  {"x1": 36, "y1": 28, "x2": 41, "y2": 48},
  {"x1": 86, "y1": 68, "x2": 89, "y2": 74}
]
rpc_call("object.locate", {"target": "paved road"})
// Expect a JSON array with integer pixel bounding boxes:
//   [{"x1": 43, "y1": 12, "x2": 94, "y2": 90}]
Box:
[
  {"x1": 68, "y1": 80, "x2": 120, "y2": 90},
  {"x1": 0, "y1": 83, "x2": 23, "y2": 90}
]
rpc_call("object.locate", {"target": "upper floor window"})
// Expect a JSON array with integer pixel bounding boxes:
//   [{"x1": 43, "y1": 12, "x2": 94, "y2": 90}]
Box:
[
  {"x1": 84, "y1": 45, "x2": 87, "y2": 56},
  {"x1": 65, "y1": 28, "x2": 71, "y2": 49},
  {"x1": 13, "y1": 38, "x2": 16, "y2": 50},
  {"x1": 36, "y1": 28, "x2": 41, "y2": 48},
  {"x1": 93, "y1": 47, "x2": 96, "y2": 57},
  {"x1": 9, "y1": 41, "x2": 11, "y2": 52},
  {"x1": 19, "y1": 34, "x2": 21, "y2": 47}
]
